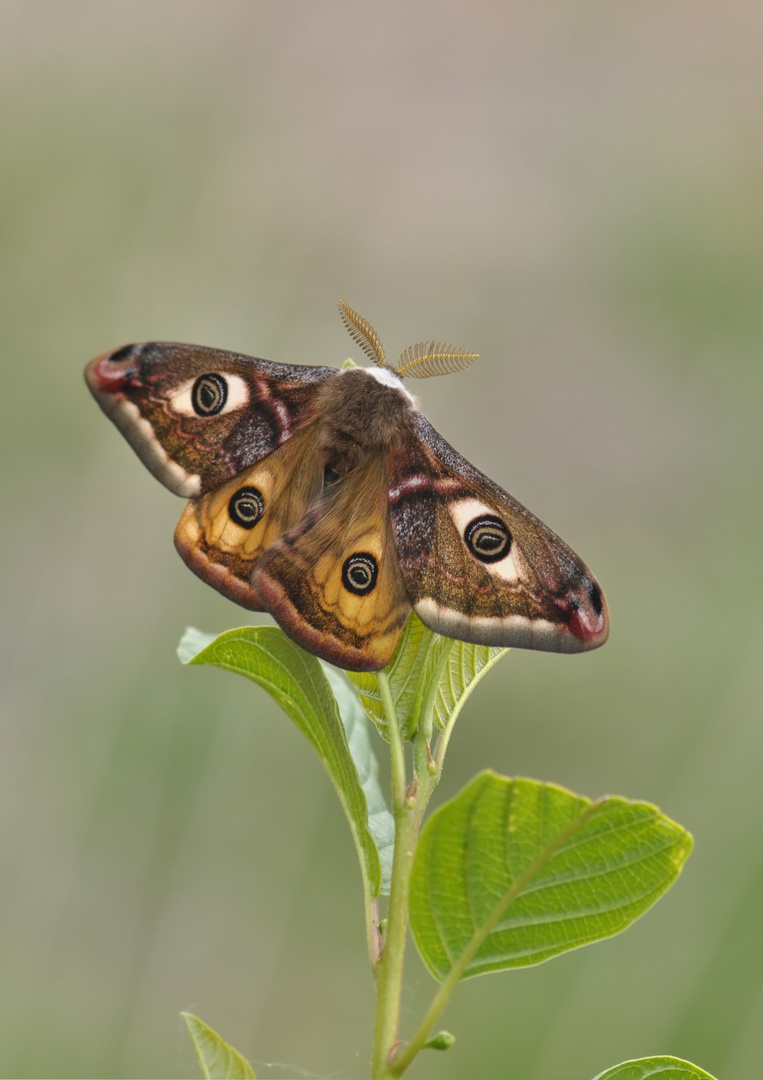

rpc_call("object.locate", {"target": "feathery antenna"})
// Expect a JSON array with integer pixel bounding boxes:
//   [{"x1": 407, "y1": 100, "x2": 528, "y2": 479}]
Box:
[
  {"x1": 396, "y1": 341, "x2": 480, "y2": 379},
  {"x1": 338, "y1": 300, "x2": 388, "y2": 369},
  {"x1": 338, "y1": 300, "x2": 479, "y2": 379}
]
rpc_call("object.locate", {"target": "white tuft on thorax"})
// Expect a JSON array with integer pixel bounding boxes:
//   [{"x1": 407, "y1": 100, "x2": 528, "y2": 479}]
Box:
[{"x1": 343, "y1": 364, "x2": 417, "y2": 407}]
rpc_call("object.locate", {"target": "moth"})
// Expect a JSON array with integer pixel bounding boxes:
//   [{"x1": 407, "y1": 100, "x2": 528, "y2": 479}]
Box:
[{"x1": 85, "y1": 301, "x2": 608, "y2": 672}]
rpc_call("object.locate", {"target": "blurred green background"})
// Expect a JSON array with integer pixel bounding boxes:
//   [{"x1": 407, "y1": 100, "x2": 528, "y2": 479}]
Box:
[{"x1": 1, "y1": 3, "x2": 762, "y2": 1077}]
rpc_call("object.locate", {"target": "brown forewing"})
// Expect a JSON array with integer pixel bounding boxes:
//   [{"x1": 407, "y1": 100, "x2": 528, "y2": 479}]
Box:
[
  {"x1": 85, "y1": 342, "x2": 336, "y2": 494},
  {"x1": 386, "y1": 413, "x2": 608, "y2": 651}
]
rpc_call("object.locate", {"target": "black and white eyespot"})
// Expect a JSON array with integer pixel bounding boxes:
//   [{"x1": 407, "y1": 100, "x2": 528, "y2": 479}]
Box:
[
  {"x1": 342, "y1": 552, "x2": 378, "y2": 596},
  {"x1": 464, "y1": 515, "x2": 512, "y2": 563},
  {"x1": 228, "y1": 486, "x2": 265, "y2": 529},
  {"x1": 192, "y1": 373, "x2": 228, "y2": 416},
  {"x1": 169, "y1": 372, "x2": 250, "y2": 418}
]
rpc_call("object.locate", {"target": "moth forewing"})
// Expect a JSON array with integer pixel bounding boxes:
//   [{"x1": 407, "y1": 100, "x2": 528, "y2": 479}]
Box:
[{"x1": 386, "y1": 415, "x2": 608, "y2": 655}]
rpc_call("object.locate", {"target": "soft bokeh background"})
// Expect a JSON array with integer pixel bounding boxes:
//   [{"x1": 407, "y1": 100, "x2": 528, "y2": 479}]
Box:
[{"x1": 2, "y1": 3, "x2": 762, "y2": 1077}]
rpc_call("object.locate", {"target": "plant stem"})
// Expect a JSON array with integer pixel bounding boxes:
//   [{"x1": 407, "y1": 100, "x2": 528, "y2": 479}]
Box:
[
  {"x1": 365, "y1": 897, "x2": 381, "y2": 971},
  {"x1": 371, "y1": 672, "x2": 439, "y2": 1079},
  {"x1": 371, "y1": 671, "x2": 410, "y2": 1077}
]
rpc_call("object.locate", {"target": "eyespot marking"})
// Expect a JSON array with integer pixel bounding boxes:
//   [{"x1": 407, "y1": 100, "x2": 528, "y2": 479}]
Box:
[
  {"x1": 464, "y1": 515, "x2": 512, "y2": 563},
  {"x1": 228, "y1": 486, "x2": 265, "y2": 529},
  {"x1": 169, "y1": 372, "x2": 250, "y2": 417},
  {"x1": 342, "y1": 552, "x2": 378, "y2": 596},
  {"x1": 192, "y1": 373, "x2": 228, "y2": 416}
]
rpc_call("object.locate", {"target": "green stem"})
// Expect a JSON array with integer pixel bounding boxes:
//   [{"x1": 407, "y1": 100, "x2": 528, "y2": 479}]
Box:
[
  {"x1": 365, "y1": 896, "x2": 381, "y2": 971},
  {"x1": 371, "y1": 671, "x2": 410, "y2": 1078},
  {"x1": 370, "y1": 672, "x2": 439, "y2": 1078}
]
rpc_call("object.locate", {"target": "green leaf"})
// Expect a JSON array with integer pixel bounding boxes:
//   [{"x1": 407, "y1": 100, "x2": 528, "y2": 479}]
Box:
[
  {"x1": 424, "y1": 1031, "x2": 456, "y2": 1051},
  {"x1": 179, "y1": 626, "x2": 382, "y2": 897},
  {"x1": 181, "y1": 1012, "x2": 255, "y2": 1079},
  {"x1": 346, "y1": 613, "x2": 508, "y2": 739},
  {"x1": 321, "y1": 663, "x2": 394, "y2": 895},
  {"x1": 592, "y1": 1056, "x2": 717, "y2": 1080},
  {"x1": 410, "y1": 771, "x2": 693, "y2": 981}
]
